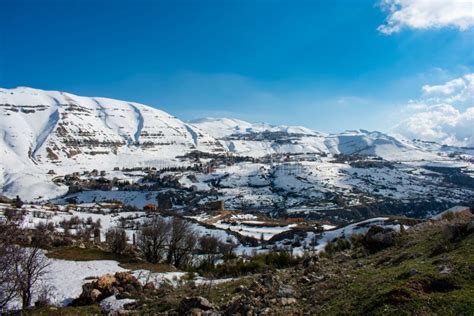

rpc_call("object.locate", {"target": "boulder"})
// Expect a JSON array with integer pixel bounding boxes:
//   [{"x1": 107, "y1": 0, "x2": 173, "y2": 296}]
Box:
[
  {"x1": 0, "y1": 195, "x2": 13, "y2": 203},
  {"x1": 72, "y1": 272, "x2": 143, "y2": 306},
  {"x1": 280, "y1": 297, "x2": 297, "y2": 306},
  {"x1": 234, "y1": 285, "x2": 246, "y2": 293},
  {"x1": 260, "y1": 273, "x2": 279, "y2": 289},
  {"x1": 225, "y1": 296, "x2": 259, "y2": 315},
  {"x1": 179, "y1": 296, "x2": 214, "y2": 314},
  {"x1": 442, "y1": 224, "x2": 463, "y2": 242},
  {"x1": 144, "y1": 282, "x2": 156, "y2": 291},
  {"x1": 277, "y1": 284, "x2": 295, "y2": 298},
  {"x1": 363, "y1": 226, "x2": 399, "y2": 253},
  {"x1": 442, "y1": 220, "x2": 474, "y2": 242},
  {"x1": 96, "y1": 274, "x2": 118, "y2": 291},
  {"x1": 100, "y1": 295, "x2": 136, "y2": 314},
  {"x1": 249, "y1": 281, "x2": 268, "y2": 297},
  {"x1": 90, "y1": 289, "x2": 102, "y2": 302},
  {"x1": 299, "y1": 276, "x2": 311, "y2": 284}
]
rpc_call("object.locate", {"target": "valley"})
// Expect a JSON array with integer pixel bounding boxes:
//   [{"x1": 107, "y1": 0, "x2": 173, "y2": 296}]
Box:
[{"x1": 0, "y1": 87, "x2": 473, "y2": 314}]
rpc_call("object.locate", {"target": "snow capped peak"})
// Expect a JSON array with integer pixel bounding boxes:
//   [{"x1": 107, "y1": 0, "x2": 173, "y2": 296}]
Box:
[
  {"x1": 190, "y1": 117, "x2": 318, "y2": 138},
  {"x1": 1, "y1": 87, "x2": 470, "y2": 202},
  {"x1": 0, "y1": 87, "x2": 224, "y2": 200}
]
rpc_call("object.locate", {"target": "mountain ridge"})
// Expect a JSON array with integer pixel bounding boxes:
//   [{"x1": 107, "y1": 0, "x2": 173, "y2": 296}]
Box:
[{"x1": 1, "y1": 87, "x2": 472, "y2": 201}]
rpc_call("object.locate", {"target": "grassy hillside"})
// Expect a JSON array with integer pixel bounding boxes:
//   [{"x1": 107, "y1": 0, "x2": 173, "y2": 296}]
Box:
[
  {"x1": 127, "y1": 212, "x2": 474, "y2": 315},
  {"x1": 32, "y1": 212, "x2": 474, "y2": 315},
  {"x1": 310, "y1": 215, "x2": 474, "y2": 315}
]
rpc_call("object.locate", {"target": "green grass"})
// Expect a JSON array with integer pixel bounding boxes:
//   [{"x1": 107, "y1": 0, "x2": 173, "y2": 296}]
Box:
[
  {"x1": 317, "y1": 222, "x2": 474, "y2": 315},
  {"x1": 26, "y1": 305, "x2": 102, "y2": 315},
  {"x1": 40, "y1": 216, "x2": 474, "y2": 315},
  {"x1": 46, "y1": 247, "x2": 119, "y2": 261},
  {"x1": 46, "y1": 246, "x2": 176, "y2": 273}
]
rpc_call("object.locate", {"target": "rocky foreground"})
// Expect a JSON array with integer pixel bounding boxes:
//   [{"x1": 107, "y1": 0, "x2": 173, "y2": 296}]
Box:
[{"x1": 31, "y1": 208, "x2": 474, "y2": 315}]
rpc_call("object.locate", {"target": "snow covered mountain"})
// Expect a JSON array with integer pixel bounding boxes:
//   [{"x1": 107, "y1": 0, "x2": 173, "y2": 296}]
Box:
[
  {"x1": 189, "y1": 117, "x2": 317, "y2": 138},
  {"x1": 0, "y1": 87, "x2": 224, "y2": 200},
  {"x1": 191, "y1": 118, "x2": 440, "y2": 160},
  {"x1": 0, "y1": 87, "x2": 471, "y2": 202}
]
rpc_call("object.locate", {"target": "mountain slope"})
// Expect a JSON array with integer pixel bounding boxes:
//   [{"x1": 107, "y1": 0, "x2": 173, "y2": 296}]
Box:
[
  {"x1": 189, "y1": 117, "x2": 317, "y2": 138},
  {"x1": 1, "y1": 88, "x2": 471, "y2": 202},
  {"x1": 0, "y1": 87, "x2": 224, "y2": 200},
  {"x1": 191, "y1": 118, "x2": 442, "y2": 161}
]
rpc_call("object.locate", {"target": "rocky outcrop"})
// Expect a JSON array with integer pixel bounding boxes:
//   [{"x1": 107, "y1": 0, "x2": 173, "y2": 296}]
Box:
[
  {"x1": 363, "y1": 225, "x2": 399, "y2": 253},
  {"x1": 224, "y1": 273, "x2": 299, "y2": 314},
  {"x1": 72, "y1": 272, "x2": 142, "y2": 306}
]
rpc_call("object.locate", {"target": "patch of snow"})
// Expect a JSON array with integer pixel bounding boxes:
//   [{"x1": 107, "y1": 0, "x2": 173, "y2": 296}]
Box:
[{"x1": 100, "y1": 295, "x2": 136, "y2": 314}]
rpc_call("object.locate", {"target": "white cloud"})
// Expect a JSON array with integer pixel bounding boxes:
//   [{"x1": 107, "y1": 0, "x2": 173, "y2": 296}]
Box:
[
  {"x1": 378, "y1": 0, "x2": 474, "y2": 34},
  {"x1": 422, "y1": 78, "x2": 465, "y2": 95},
  {"x1": 395, "y1": 73, "x2": 474, "y2": 146},
  {"x1": 335, "y1": 95, "x2": 368, "y2": 106},
  {"x1": 422, "y1": 73, "x2": 474, "y2": 103}
]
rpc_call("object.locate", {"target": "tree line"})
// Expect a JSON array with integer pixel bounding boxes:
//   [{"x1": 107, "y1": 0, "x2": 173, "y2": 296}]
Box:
[{"x1": 106, "y1": 216, "x2": 237, "y2": 269}]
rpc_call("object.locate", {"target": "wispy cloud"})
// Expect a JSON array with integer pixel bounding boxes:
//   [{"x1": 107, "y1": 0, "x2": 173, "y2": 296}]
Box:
[
  {"x1": 378, "y1": 0, "x2": 474, "y2": 34},
  {"x1": 422, "y1": 73, "x2": 474, "y2": 104},
  {"x1": 335, "y1": 96, "x2": 369, "y2": 106}
]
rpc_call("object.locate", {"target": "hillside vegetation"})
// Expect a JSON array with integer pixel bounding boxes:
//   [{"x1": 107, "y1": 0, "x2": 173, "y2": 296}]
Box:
[{"x1": 31, "y1": 210, "x2": 474, "y2": 315}]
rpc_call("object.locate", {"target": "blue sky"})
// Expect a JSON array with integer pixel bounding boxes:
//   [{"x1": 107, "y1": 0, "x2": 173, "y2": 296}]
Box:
[{"x1": 0, "y1": 0, "x2": 473, "y2": 133}]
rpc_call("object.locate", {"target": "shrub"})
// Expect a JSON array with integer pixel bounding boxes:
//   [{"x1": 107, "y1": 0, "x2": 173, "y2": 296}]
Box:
[
  {"x1": 106, "y1": 227, "x2": 128, "y2": 255},
  {"x1": 195, "y1": 249, "x2": 300, "y2": 278},
  {"x1": 442, "y1": 211, "x2": 455, "y2": 221},
  {"x1": 323, "y1": 238, "x2": 352, "y2": 256}
]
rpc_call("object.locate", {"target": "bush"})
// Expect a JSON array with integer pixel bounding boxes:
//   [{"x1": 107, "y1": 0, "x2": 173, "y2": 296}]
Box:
[
  {"x1": 4, "y1": 208, "x2": 25, "y2": 222},
  {"x1": 106, "y1": 227, "x2": 128, "y2": 255},
  {"x1": 194, "y1": 249, "x2": 300, "y2": 278},
  {"x1": 323, "y1": 238, "x2": 352, "y2": 256},
  {"x1": 442, "y1": 211, "x2": 455, "y2": 221},
  {"x1": 198, "y1": 235, "x2": 237, "y2": 266}
]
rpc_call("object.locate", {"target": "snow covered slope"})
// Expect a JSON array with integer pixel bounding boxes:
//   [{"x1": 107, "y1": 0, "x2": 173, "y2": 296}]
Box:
[
  {"x1": 190, "y1": 117, "x2": 317, "y2": 138},
  {"x1": 1, "y1": 87, "x2": 471, "y2": 202},
  {"x1": 323, "y1": 130, "x2": 441, "y2": 161},
  {"x1": 0, "y1": 87, "x2": 224, "y2": 200},
  {"x1": 192, "y1": 118, "x2": 441, "y2": 160}
]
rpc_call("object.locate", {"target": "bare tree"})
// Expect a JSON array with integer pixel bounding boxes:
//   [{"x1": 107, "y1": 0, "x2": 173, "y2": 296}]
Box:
[
  {"x1": 0, "y1": 221, "x2": 20, "y2": 310},
  {"x1": 137, "y1": 216, "x2": 170, "y2": 263},
  {"x1": 106, "y1": 227, "x2": 128, "y2": 255},
  {"x1": 3, "y1": 208, "x2": 25, "y2": 223},
  {"x1": 14, "y1": 247, "x2": 50, "y2": 309},
  {"x1": 1, "y1": 214, "x2": 51, "y2": 311},
  {"x1": 173, "y1": 230, "x2": 197, "y2": 269},
  {"x1": 166, "y1": 217, "x2": 197, "y2": 268},
  {"x1": 199, "y1": 235, "x2": 237, "y2": 266},
  {"x1": 219, "y1": 240, "x2": 237, "y2": 257},
  {"x1": 199, "y1": 235, "x2": 221, "y2": 266}
]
